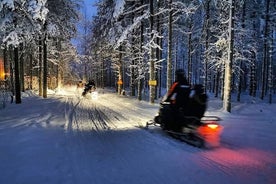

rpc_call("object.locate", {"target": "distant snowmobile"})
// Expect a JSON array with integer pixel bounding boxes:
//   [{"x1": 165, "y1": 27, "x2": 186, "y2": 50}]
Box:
[
  {"x1": 146, "y1": 102, "x2": 223, "y2": 148},
  {"x1": 82, "y1": 80, "x2": 97, "y2": 99}
]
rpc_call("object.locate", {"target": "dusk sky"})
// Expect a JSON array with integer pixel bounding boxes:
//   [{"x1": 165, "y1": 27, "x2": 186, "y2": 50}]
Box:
[
  {"x1": 83, "y1": 0, "x2": 98, "y2": 18},
  {"x1": 71, "y1": 0, "x2": 98, "y2": 49}
]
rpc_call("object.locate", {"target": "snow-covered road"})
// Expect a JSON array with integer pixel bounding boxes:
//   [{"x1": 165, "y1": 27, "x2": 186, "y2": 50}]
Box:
[{"x1": 0, "y1": 87, "x2": 275, "y2": 184}]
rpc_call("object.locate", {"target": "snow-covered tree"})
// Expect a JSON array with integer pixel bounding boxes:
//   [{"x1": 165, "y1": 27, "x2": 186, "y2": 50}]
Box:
[
  {"x1": 0, "y1": 0, "x2": 48, "y2": 103},
  {"x1": 80, "y1": 0, "x2": 275, "y2": 107},
  {"x1": 0, "y1": 0, "x2": 80, "y2": 102}
]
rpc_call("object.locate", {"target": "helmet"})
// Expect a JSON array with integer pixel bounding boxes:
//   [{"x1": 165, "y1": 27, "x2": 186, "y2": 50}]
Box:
[
  {"x1": 175, "y1": 69, "x2": 185, "y2": 75},
  {"x1": 175, "y1": 69, "x2": 185, "y2": 80}
]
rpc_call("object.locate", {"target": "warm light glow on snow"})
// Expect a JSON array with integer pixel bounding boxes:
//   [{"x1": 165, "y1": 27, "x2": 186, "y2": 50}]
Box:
[{"x1": 91, "y1": 91, "x2": 98, "y2": 100}]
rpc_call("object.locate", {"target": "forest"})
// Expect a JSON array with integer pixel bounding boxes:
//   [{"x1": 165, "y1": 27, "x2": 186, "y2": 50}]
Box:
[{"x1": 0, "y1": 0, "x2": 275, "y2": 112}]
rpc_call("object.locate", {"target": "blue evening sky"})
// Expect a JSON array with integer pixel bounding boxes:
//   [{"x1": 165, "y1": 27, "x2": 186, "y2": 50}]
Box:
[{"x1": 83, "y1": 0, "x2": 98, "y2": 18}]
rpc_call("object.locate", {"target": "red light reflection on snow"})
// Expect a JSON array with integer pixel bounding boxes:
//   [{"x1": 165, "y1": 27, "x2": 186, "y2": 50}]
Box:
[
  {"x1": 194, "y1": 148, "x2": 276, "y2": 183},
  {"x1": 202, "y1": 148, "x2": 275, "y2": 167},
  {"x1": 197, "y1": 123, "x2": 223, "y2": 147}
]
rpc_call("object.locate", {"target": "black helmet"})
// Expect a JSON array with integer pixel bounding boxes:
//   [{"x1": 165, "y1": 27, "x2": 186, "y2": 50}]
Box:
[
  {"x1": 175, "y1": 69, "x2": 185, "y2": 76},
  {"x1": 175, "y1": 69, "x2": 186, "y2": 81}
]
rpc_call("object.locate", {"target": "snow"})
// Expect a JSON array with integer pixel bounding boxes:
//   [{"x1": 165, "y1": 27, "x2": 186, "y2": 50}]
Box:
[
  {"x1": 0, "y1": 0, "x2": 15, "y2": 11},
  {"x1": 113, "y1": 0, "x2": 126, "y2": 19},
  {"x1": 27, "y1": 0, "x2": 48, "y2": 23},
  {"x1": 0, "y1": 86, "x2": 275, "y2": 184}
]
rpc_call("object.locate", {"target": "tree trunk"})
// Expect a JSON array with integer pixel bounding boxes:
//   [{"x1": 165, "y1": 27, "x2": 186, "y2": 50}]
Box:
[
  {"x1": 29, "y1": 53, "x2": 33, "y2": 90},
  {"x1": 250, "y1": 11, "x2": 257, "y2": 97},
  {"x1": 156, "y1": 0, "x2": 161, "y2": 99},
  {"x1": 214, "y1": 69, "x2": 220, "y2": 98},
  {"x1": 237, "y1": 2, "x2": 246, "y2": 102},
  {"x1": 268, "y1": 35, "x2": 273, "y2": 104},
  {"x1": 3, "y1": 46, "x2": 8, "y2": 81},
  {"x1": 117, "y1": 47, "x2": 123, "y2": 95},
  {"x1": 223, "y1": 0, "x2": 235, "y2": 112},
  {"x1": 14, "y1": 47, "x2": 21, "y2": 104},
  {"x1": 19, "y1": 43, "x2": 25, "y2": 92},
  {"x1": 167, "y1": 0, "x2": 173, "y2": 90},
  {"x1": 130, "y1": 1, "x2": 136, "y2": 96},
  {"x1": 43, "y1": 32, "x2": 48, "y2": 98},
  {"x1": 137, "y1": 0, "x2": 144, "y2": 101},
  {"x1": 3, "y1": 45, "x2": 12, "y2": 103},
  {"x1": 9, "y1": 49, "x2": 15, "y2": 98},
  {"x1": 39, "y1": 38, "x2": 43, "y2": 96},
  {"x1": 250, "y1": 56, "x2": 257, "y2": 97},
  {"x1": 149, "y1": 0, "x2": 156, "y2": 103},
  {"x1": 261, "y1": 0, "x2": 270, "y2": 100},
  {"x1": 188, "y1": 21, "x2": 192, "y2": 84},
  {"x1": 204, "y1": 0, "x2": 211, "y2": 93}
]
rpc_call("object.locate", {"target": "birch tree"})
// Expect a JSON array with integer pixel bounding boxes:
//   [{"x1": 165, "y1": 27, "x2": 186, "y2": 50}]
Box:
[
  {"x1": 167, "y1": 0, "x2": 173, "y2": 90},
  {"x1": 223, "y1": 0, "x2": 235, "y2": 112}
]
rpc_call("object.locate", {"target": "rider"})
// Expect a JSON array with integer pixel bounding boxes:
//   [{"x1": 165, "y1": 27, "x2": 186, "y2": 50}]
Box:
[
  {"x1": 164, "y1": 69, "x2": 191, "y2": 112},
  {"x1": 162, "y1": 69, "x2": 191, "y2": 130},
  {"x1": 188, "y1": 84, "x2": 208, "y2": 119},
  {"x1": 82, "y1": 79, "x2": 96, "y2": 96},
  {"x1": 85, "y1": 79, "x2": 96, "y2": 91}
]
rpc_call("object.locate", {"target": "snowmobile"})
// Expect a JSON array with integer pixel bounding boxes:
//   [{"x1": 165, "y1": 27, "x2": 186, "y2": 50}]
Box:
[
  {"x1": 82, "y1": 83, "x2": 97, "y2": 99},
  {"x1": 146, "y1": 102, "x2": 223, "y2": 148}
]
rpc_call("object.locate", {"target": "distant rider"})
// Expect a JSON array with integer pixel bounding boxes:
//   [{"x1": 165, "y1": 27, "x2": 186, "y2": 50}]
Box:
[
  {"x1": 82, "y1": 79, "x2": 96, "y2": 96},
  {"x1": 85, "y1": 79, "x2": 96, "y2": 91}
]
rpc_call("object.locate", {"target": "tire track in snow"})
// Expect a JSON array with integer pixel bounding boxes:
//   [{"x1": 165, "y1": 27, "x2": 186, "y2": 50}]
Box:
[
  {"x1": 64, "y1": 97, "x2": 81, "y2": 133},
  {"x1": 95, "y1": 94, "x2": 156, "y2": 128},
  {"x1": 63, "y1": 97, "x2": 102, "y2": 183},
  {"x1": 62, "y1": 95, "x2": 144, "y2": 183}
]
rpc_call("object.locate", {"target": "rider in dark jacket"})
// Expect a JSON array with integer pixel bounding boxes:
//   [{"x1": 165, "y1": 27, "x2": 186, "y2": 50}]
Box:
[
  {"x1": 85, "y1": 80, "x2": 95, "y2": 90},
  {"x1": 188, "y1": 84, "x2": 208, "y2": 119},
  {"x1": 164, "y1": 69, "x2": 191, "y2": 112},
  {"x1": 82, "y1": 79, "x2": 96, "y2": 96},
  {"x1": 162, "y1": 69, "x2": 191, "y2": 130}
]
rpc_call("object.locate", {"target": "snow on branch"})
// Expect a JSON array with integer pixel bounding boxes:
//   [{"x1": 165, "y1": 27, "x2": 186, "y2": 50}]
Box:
[
  {"x1": 0, "y1": 0, "x2": 15, "y2": 11},
  {"x1": 114, "y1": 11, "x2": 149, "y2": 49},
  {"x1": 143, "y1": 29, "x2": 163, "y2": 52},
  {"x1": 113, "y1": 0, "x2": 126, "y2": 19},
  {"x1": 120, "y1": 4, "x2": 148, "y2": 18},
  {"x1": 27, "y1": 0, "x2": 48, "y2": 24},
  {"x1": 172, "y1": 1, "x2": 198, "y2": 16},
  {"x1": 3, "y1": 31, "x2": 20, "y2": 47}
]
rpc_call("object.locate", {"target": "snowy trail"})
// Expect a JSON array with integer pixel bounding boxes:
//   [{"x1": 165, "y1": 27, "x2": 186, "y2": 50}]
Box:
[
  {"x1": 0, "y1": 87, "x2": 275, "y2": 184},
  {"x1": 61, "y1": 91, "x2": 190, "y2": 183}
]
